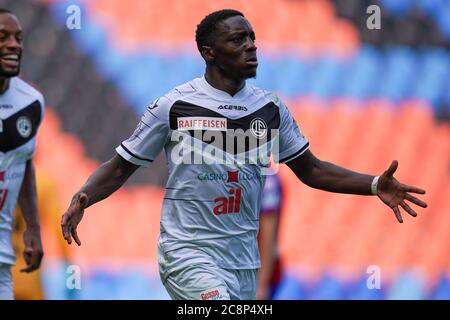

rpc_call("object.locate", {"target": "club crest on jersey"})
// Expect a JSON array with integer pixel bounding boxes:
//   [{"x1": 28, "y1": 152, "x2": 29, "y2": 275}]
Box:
[
  {"x1": 177, "y1": 117, "x2": 227, "y2": 131},
  {"x1": 16, "y1": 116, "x2": 32, "y2": 138},
  {"x1": 250, "y1": 118, "x2": 267, "y2": 139}
]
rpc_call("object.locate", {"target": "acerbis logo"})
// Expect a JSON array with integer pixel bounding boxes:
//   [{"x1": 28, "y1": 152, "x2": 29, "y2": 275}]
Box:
[
  {"x1": 0, "y1": 104, "x2": 13, "y2": 109},
  {"x1": 250, "y1": 118, "x2": 267, "y2": 139},
  {"x1": 218, "y1": 105, "x2": 248, "y2": 111},
  {"x1": 16, "y1": 116, "x2": 32, "y2": 138}
]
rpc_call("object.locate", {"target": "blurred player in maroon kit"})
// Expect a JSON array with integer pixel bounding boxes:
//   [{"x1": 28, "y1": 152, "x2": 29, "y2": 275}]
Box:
[{"x1": 258, "y1": 169, "x2": 282, "y2": 300}]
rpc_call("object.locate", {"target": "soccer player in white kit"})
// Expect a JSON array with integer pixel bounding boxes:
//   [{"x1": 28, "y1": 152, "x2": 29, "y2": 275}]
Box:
[
  {"x1": 0, "y1": 9, "x2": 44, "y2": 300},
  {"x1": 61, "y1": 10, "x2": 427, "y2": 300}
]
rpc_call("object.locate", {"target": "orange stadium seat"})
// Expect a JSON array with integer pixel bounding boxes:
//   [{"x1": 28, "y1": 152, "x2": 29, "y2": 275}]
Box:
[{"x1": 86, "y1": 0, "x2": 359, "y2": 56}]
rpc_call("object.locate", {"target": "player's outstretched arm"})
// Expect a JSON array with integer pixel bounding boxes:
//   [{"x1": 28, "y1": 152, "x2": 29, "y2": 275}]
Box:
[
  {"x1": 286, "y1": 149, "x2": 427, "y2": 223},
  {"x1": 61, "y1": 154, "x2": 139, "y2": 245}
]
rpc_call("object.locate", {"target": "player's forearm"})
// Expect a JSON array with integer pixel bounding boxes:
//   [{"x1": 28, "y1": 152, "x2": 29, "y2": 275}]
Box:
[
  {"x1": 18, "y1": 160, "x2": 40, "y2": 230},
  {"x1": 258, "y1": 215, "x2": 279, "y2": 292},
  {"x1": 75, "y1": 155, "x2": 138, "y2": 208},
  {"x1": 307, "y1": 160, "x2": 374, "y2": 195}
]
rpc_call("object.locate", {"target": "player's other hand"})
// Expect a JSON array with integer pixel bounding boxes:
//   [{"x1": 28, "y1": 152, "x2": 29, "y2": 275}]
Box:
[
  {"x1": 20, "y1": 227, "x2": 44, "y2": 273},
  {"x1": 377, "y1": 160, "x2": 427, "y2": 223},
  {"x1": 61, "y1": 192, "x2": 88, "y2": 246}
]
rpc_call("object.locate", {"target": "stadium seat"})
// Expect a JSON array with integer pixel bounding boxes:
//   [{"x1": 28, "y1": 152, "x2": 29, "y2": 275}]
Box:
[
  {"x1": 272, "y1": 273, "x2": 306, "y2": 300},
  {"x1": 386, "y1": 272, "x2": 427, "y2": 300},
  {"x1": 432, "y1": 276, "x2": 450, "y2": 299}
]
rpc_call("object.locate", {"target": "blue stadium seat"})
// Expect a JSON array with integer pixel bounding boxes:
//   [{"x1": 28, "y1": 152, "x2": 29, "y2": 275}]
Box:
[
  {"x1": 413, "y1": 49, "x2": 450, "y2": 109},
  {"x1": 305, "y1": 273, "x2": 346, "y2": 300},
  {"x1": 380, "y1": 0, "x2": 412, "y2": 16},
  {"x1": 80, "y1": 271, "x2": 119, "y2": 300},
  {"x1": 309, "y1": 57, "x2": 343, "y2": 99},
  {"x1": 436, "y1": 2, "x2": 450, "y2": 39},
  {"x1": 416, "y1": 0, "x2": 446, "y2": 18},
  {"x1": 342, "y1": 46, "x2": 382, "y2": 100},
  {"x1": 386, "y1": 272, "x2": 427, "y2": 300},
  {"x1": 379, "y1": 47, "x2": 417, "y2": 102},
  {"x1": 93, "y1": 48, "x2": 128, "y2": 82},
  {"x1": 272, "y1": 273, "x2": 306, "y2": 300},
  {"x1": 431, "y1": 276, "x2": 450, "y2": 299},
  {"x1": 345, "y1": 274, "x2": 385, "y2": 300}
]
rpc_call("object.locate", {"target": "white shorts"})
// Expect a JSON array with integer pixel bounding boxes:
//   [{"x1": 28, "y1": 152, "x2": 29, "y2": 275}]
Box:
[
  {"x1": 158, "y1": 246, "x2": 257, "y2": 300},
  {"x1": 162, "y1": 263, "x2": 257, "y2": 300},
  {"x1": 0, "y1": 264, "x2": 13, "y2": 300}
]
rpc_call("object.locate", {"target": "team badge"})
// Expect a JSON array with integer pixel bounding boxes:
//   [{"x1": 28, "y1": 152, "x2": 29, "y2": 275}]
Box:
[
  {"x1": 16, "y1": 116, "x2": 32, "y2": 138},
  {"x1": 250, "y1": 118, "x2": 267, "y2": 139}
]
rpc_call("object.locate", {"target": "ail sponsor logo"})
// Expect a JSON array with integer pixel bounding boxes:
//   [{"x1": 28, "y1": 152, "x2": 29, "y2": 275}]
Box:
[
  {"x1": 177, "y1": 117, "x2": 227, "y2": 131},
  {"x1": 213, "y1": 188, "x2": 241, "y2": 215}
]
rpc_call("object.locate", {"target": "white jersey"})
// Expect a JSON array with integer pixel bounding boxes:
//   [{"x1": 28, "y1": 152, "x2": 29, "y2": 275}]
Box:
[
  {"x1": 0, "y1": 77, "x2": 44, "y2": 265},
  {"x1": 116, "y1": 76, "x2": 309, "y2": 271}
]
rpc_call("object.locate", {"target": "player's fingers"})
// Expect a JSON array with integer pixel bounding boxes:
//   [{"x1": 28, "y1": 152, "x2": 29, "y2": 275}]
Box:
[
  {"x1": 400, "y1": 201, "x2": 417, "y2": 218},
  {"x1": 20, "y1": 265, "x2": 34, "y2": 273},
  {"x1": 23, "y1": 247, "x2": 32, "y2": 265},
  {"x1": 393, "y1": 206, "x2": 403, "y2": 223},
  {"x1": 405, "y1": 193, "x2": 427, "y2": 208},
  {"x1": 63, "y1": 224, "x2": 73, "y2": 245},
  {"x1": 61, "y1": 214, "x2": 73, "y2": 244},
  {"x1": 28, "y1": 248, "x2": 43, "y2": 273},
  {"x1": 385, "y1": 160, "x2": 398, "y2": 177},
  {"x1": 402, "y1": 184, "x2": 426, "y2": 194},
  {"x1": 71, "y1": 228, "x2": 82, "y2": 246}
]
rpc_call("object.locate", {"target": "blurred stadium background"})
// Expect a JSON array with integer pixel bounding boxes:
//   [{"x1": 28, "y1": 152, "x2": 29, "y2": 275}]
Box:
[{"x1": 4, "y1": 0, "x2": 450, "y2": 299}]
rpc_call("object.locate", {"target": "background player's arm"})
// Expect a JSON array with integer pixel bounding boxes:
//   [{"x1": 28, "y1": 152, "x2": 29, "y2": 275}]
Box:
[
  {"x1": 286, "y1": 149, "x2": 427, "y2": 222},
  {"x1": 257, "y1": 211, "x2": 279, "y2": 300},
  {"x1": 61, "y1": 154, "x2": 139, "y2": 245},
  {"x1": 17, "y1": 159, "x2": 43, "y2": 273}
]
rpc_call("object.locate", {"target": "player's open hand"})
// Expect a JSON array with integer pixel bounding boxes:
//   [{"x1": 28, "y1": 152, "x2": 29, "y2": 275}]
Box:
[
  {"x1": 377, "y1": 160, "x2": 427, "y2": 223},
  {"x1": 61, "y1": 192, "x2": 88, "y2": 246}
]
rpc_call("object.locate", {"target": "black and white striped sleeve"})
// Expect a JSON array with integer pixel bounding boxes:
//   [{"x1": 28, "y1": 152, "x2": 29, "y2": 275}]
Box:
[
  {"x1": 116, "y1": 97, "x2": 171, "y2": 167},
  {"x1": 274, "y1": 98, "x2": 309, "y2": 164}
]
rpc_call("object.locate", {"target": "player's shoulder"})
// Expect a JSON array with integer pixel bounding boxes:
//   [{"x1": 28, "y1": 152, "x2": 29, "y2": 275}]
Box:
[
  {"x1": 247, "y1": 84, "x2": 283, "y2": 107},
  {"x1": 163, "y1": 78, "x2": 201, "y2": 103},
  {"x1": 13, "y1": 77, "x2": 45, "y2": 107}
]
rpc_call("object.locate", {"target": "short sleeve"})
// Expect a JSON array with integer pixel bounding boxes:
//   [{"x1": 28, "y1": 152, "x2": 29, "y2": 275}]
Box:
[
  {"x1": 116, "y1": 97, "x2": 171, "y2": 167},
  {"x1": 28, "y1": 92, "x2": 45, "y2": 160},
  {"x1": 273, "y1": 97, "x2": 309, "y2": 164}
]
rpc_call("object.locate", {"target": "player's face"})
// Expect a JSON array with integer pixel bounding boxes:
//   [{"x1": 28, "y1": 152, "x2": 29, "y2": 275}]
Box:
[
  {"x1": 0, "y1": 13, "x2": 22, "y2": 78},
  {"x1": 212, "y1": 16, "x2": 258, "y2": 80}
]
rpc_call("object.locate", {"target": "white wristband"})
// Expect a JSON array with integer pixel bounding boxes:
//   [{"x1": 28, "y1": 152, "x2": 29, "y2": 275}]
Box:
[{"x1": 371, "y1": 176, "x2": 380, "y2": 195}]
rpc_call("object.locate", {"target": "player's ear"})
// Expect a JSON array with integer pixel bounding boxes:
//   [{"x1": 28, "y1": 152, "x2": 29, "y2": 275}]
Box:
[{"x1": 201, "y1": 46, "x2": 215, "y2": 63}]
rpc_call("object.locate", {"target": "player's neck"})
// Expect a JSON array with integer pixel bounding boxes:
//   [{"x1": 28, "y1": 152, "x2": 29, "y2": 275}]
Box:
[
  {"x1": 0, "y1": 77, "x2": 10, "y2": 94},
  {"x1": 204, "y1": 69, "x2": 245, "y2": 97}
]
